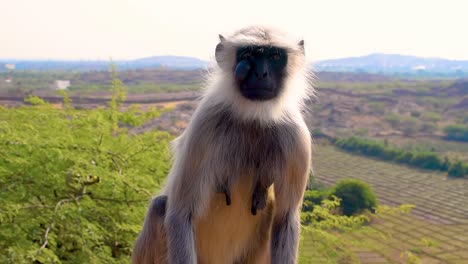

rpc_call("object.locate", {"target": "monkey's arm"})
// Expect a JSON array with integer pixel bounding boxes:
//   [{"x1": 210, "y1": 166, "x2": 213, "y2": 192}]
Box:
[
  {"x1": 164, "y1": 170, "x2": 202, "y2": 264},
  {"x1": 271, "y1": 130, "x2": 311, "y2": 264},
  {"x1": 164, "y1": 132, "x2": 214, "y2": 264},
  {"x1": 132, "y1": 196, "x2": 168, "y2": 264}
]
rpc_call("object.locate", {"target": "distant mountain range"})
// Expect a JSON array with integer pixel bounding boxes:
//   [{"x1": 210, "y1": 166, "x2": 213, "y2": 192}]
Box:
[
  {"x1": 0, "y1": 56, "x2": 208, "y2": 71},
  {"x1": 313, "y1": 53, "x2": 468, "y2": 76},
  {"x1": 1, "y1": 54, "x2": 468, "y2": 77}
]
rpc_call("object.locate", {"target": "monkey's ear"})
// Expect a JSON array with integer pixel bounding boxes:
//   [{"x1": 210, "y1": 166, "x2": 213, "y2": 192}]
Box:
[
  {"x1": 298, "y1": 40, "x2": 305, "y2": 54},
  {"x1": 298, "y1": 40, "x2": 305, "y2": 48},
  {"x1": 215, "y1": 40, "x2": 224, "y2": 67},
  {"x1": 216, "y1": 34, "x2": 228, "y2": 68},
  {"x1": 219, "y1": 34, "x2": 226, "y2": 42}
]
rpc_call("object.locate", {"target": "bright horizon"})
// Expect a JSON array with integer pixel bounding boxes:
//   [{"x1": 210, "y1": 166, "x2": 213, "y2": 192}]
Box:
[{"x1": 2, "y1": 0, "x2": 468, "y2": 63}]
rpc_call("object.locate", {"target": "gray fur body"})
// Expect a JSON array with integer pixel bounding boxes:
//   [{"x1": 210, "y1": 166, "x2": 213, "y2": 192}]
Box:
[
  {"x1": 165, "y1": 102, "x2": 310, "y2": 264},
  {"x1": 133, "y1": 26, "x2": 313, "y2": 264}
]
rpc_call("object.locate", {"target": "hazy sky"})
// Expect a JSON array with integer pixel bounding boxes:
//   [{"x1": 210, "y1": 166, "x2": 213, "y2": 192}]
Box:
[{"x1": 1, "y1": 0, "x2": 467, "y2": 62}]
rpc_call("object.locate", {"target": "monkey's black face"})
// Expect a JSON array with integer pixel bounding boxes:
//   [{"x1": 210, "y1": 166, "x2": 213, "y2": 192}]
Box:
[{"x1": 234, "y1": 46, "x2": 287, "y2": 101}]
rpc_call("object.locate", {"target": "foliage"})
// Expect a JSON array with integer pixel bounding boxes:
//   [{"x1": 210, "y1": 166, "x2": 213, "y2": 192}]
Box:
[
  {"x1": 304, "y1": 176, "x2": 380, "y2": 219},
  {"x1": 410, "y1": 111, "x2": 421, "y2": 118},
  {"x1": 400, "y1": 117, "x2": 420, "y2": 136},
  {"x1": 384, "y1": 113, "x2": 440, "y2": 135},
  {"x1": 355, "y1": 127, "x2": 369, "y2": 137},
  {"x1": 463, "y1": 113, "x2": 468, "y2": 124},
  {"x1": 0, "y1": 98, "x2": 170, "y2": 263},
  {"x1": 367, "y1": 102, "x2": 385, "y2": 115},
  {"x1": 299, "y1": 197, "x2": 370, "y2": 263},
  {"x1": 302, "y1": 190, "x2": 328, "y2": 212},
  {"x1": 334, "y1": 136, "x2": 468, "y2": 176},
  {"x1": 448, "y1": 160, "x2": 468, "y2": 178},
  {"x1": 401, "y1": 251, "x2": 421, "y2": 264},
  {"x1": 443, "y1": 124, "x2": 468, "y2": 142},
  {"x1": 108, "y1": 63, "x2": 128, "y2": 110},
  {"x1": 299, "y1": 227, "x2": 358, "y2": 264},
  {"x1": 419, "y1": 122, "x2": 437, "y2": 134},
  {"x1": 306, "y1": 171, "x2": 328, "y2": 191},
  {"x1": 421, "y1": 112, "x2": 441, "y2": 122},
  {"x1": 374, "y1": 204, "x2": 415, "y2": 215},
  {"x1": 331, "y1": 179, "x2": 377, "y2": 216},
  {"x1": 57, "y1": 90, "x2": 71, "y2": 109},
  {"x1": 24, "y1": 95, "x2": 47, "y2": 106},
  {"x1": 384, "y1": 113, "x2": 401, "y2": 127},
  {"x1": 301, "y1": 196, "x2": 370, "y2": 228}
]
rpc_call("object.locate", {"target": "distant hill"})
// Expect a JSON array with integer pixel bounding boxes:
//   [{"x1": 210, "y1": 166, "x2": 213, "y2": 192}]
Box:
[
  {"x1": 314, "y1": 53, "x2": 468, "y2": 77},
  {"x1": 131, "y1": 56, "x2": 208, "y2": 69},
  {"x1": 3, "y1": 53, "x2": 468, "y2": 77},
  {"x1": 0, "y1": 56, "x2": 209, "y2": 71}
]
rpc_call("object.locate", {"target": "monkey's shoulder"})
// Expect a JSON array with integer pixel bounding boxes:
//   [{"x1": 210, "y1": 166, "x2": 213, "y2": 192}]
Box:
[
  {"x1": 186, "y1": 104, "x2": 307, "y2": 155},
  {"x1": 224, "y1": 110, "x2": 296, "y2": 136}
]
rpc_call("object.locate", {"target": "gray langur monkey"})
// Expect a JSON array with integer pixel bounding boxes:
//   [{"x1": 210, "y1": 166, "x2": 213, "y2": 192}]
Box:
[{"x1": 132, "y1": 26, "x2": 313, "y2": 264}]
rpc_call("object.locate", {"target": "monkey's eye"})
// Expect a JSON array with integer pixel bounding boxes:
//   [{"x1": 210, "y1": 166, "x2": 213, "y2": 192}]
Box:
[
  {"x1": 271, "y1": 53, "x2": 281, "y2": 61},
  {"x1": 242, "y1": 52, "x2": 252, "y2": 59}
]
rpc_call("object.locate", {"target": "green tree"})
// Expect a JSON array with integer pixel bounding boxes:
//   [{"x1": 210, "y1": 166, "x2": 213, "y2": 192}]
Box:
[
  {"x1": 0, "y1": 98, "x2": 167, "y2": 263},
  {"x1": 332, "y1": 179, "x2": 378, "y2": 216}
]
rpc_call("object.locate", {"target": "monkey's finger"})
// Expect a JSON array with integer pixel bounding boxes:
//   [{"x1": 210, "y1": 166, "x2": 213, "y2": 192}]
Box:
[{"x1": 225, "y1": 191, "x2": 231, "y2": 206}]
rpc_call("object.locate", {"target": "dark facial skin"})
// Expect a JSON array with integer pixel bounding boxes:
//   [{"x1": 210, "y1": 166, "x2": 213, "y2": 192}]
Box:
[{"x1": 234, "y1": 46, "x2": 288, "y2": 101}]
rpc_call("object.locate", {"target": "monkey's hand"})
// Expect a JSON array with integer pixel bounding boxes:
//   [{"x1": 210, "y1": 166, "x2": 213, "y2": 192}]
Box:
[
  {"x1": 251, "y1": 188, "x2": 267, "y2": 215},
  {"x1": 217, "y1": 185, "x2": 231, "y2": 206},
  {"x1": 224, "y1": 189, "x2": 231, "y2": 206}
]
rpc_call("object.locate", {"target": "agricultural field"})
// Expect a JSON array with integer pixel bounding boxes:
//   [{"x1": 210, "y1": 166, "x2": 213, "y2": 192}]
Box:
[{"x1": 304, "y1": 144, "x2": 468, "y2": 263}]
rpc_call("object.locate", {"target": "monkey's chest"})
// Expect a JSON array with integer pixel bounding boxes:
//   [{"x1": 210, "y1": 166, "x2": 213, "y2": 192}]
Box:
[{"x1": 193, "y1": 177, "x2": 274, "y2": 264}]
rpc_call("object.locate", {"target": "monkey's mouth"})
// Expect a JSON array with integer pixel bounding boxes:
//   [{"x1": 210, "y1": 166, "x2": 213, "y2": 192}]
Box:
[{"x1": 240, "y1": 83, "x2": 276, "y2": 101}]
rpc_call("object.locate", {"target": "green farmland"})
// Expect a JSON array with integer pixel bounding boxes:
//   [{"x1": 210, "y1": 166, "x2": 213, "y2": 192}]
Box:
[{"x1": 298, "y1": 145, "x2": 468, "y2": 263}]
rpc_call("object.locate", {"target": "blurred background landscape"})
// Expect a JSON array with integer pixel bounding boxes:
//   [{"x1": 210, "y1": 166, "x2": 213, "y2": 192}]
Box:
[{"x1": 1, "y1": 0, "x2": 467, "y2": 263}]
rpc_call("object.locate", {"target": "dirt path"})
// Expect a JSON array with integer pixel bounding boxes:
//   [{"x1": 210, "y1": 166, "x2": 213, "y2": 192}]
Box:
[{"x1": 0, "y1": 91, "x2": 199, "y2": 107}]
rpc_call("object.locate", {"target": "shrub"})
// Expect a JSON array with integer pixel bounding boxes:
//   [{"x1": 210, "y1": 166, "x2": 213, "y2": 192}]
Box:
[
  {"x1": 307, "y1": 172, "x2": 327, "y2": 191},
  {"x1": 355, "y1": 128, "x2": 369, "y2": 136},
  {"x1": 409, "y1": 152, "x2": 443, "y2": 170},
  {"x1": 443, "y1": 125, "x2": 468, "y2": 142},
  {"x1": 302, "y1": 190, "x2": 330, "y2": 212},
  {"x1": 332, "y1": 179, "x2": 378, "y2": 216},
  {"x1": 448, "y1": 161, "x2": 468, "y2": 178},
  {"x1": 311, "y1": 128, "x2": 328, "y2": 139},
  {"x1": 463, "y1": 113, "x2": 468, "y2": 124},
  {"x1": 385, "y1": 113, "x2": 401, "y2": 127},
  {"x1": 24, "y1": 95, "x2": 47, "y2": 105},
  {"x1": 334, "y1": 136, "x2": 468, "y2": 176},
  {"x1": 395, "y1": 151, "x2": 414, "y2": 164},
  {"x1": 368, "y1": 102, "x2": 385, "y2": 115},
  {"x1": 420, "y1": 122, "x2": 437, "y2": 134},
  {"x1": 401, "y1": 117, "x2": 420, "y2": 136},
  {"x1": 421, "y1": 112, "x2": 441, "y2": 122}
]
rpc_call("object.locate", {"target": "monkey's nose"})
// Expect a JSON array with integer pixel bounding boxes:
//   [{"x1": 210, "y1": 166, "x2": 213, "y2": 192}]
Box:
[
  {"x1": 255, "y1": 71, "x2": 268, "y2": 79},
  {"x1": 254, "y1": 59, "x2": 269, "y2": 79}
]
